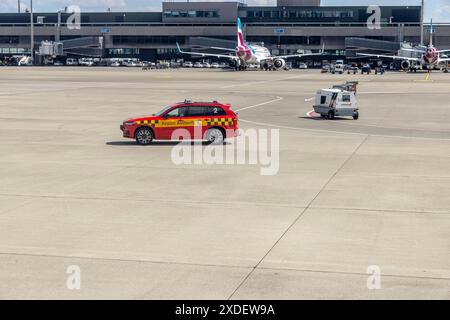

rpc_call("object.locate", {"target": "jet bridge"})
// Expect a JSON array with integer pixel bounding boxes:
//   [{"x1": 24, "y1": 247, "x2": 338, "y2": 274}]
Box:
[
  {"x1": 345, "y1": 38, "x2": 401, "y2": 59},
  {"x1": 62, "y1": 37, "x2": 104, "y2": 58},
  {"x1": 36, "y1": 36, "x2": 104, "y2": 64}
]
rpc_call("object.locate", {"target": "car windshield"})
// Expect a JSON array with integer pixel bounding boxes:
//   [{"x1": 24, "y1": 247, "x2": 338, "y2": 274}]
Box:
[{"x1": 154, "y1": 105, "x2": 173, "y2": 116}]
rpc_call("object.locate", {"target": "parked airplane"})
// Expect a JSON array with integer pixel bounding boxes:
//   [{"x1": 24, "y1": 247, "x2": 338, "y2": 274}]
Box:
[
  {"x1": 357, "y1": 20, "x2": 450, "y2": 72},
  {"x1": 177, "y1": 18, "x2": 324, "y2": 71}
]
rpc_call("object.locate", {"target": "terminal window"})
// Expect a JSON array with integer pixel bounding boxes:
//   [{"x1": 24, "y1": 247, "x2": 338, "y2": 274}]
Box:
[
  {"x1": 247, "y1": 9, "x2": 354, "y2": 20},
  {"x1": 157, "y1": 48, "x2": 179, "y2": 55},
  {"x1": 0, "y1": 36, "x2": 19, "y2": 44},
  {"x1": 164, "y1": 10, "x2": 220, "y2": 18},
  {"x1": 1, "y1": 48, "x2": 29, "y2": 54},
  {"x1": 108, "y1": 48, "x2": 140, "y2": 56}
]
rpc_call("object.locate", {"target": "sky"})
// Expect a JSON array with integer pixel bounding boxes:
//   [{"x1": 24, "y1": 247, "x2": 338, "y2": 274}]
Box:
[{"x1": 1, "y1": 0, "x2": 449, "y2": 22}]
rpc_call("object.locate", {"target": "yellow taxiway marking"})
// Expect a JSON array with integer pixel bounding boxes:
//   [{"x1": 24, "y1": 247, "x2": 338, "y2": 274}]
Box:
[{"x1": 414, "y1": 73, "x2": 434, "y2": 83}]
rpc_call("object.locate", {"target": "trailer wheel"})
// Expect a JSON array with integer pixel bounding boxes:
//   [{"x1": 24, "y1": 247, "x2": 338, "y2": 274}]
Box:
[{"x1": 328, "y1": 111, "x2": 335, "y2": 120}]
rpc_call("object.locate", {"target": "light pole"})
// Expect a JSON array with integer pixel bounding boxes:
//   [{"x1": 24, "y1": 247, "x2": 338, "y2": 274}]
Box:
[
  {"x1": 56, "y1": 10, "x2": 62, "y2": 42},
  {"x1": 18, "y1": 0, "x2": 21, "y2": 13},
  {"x1": 420, "y1": 0, "x2": 425, "y2": 46},
  {"x1": 30, "y1": 0, "x2": 34, "y2": 63}
]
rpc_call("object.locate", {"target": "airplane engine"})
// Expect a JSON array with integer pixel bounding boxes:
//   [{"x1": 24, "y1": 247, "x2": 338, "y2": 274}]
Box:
[
  {"x1": 401, "y1": 60, "x2": 411, "y2": 70},
  {"x1": 273, "y1": 58, "x2": 286, "y2": 70},
  {"x1": 229, "y1": 59, "x2": 240, "y2": 69}
]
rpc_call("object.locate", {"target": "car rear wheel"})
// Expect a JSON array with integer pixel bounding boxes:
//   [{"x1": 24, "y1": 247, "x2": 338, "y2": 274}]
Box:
[
  {"x1": 135, "y1": 127, "x2": 154, "y2": 145},
  {"x1": 206, "y1": 128, "x2": 224, "y2": 145}
]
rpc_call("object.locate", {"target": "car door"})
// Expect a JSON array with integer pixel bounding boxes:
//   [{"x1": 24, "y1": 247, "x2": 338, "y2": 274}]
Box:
[
  {"x1": 158, "y1": 106, "x2": 189, "y2": 140},
  {"x1": 182, "y1": 106, "x2": 210, "y2": 139}
]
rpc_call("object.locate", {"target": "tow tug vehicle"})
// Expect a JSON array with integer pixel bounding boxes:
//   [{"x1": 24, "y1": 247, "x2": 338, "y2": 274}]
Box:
[{"x1": 313, "y1": 82, "x2": 359, "y2": 120}]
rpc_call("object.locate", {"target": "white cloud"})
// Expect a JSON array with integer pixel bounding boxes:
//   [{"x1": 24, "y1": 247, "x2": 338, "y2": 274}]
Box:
[
  {"x1": 0, "y1": 0, "x2": 20, "y2": 12},
  {"x1": 429, "y1": 5, "x2": 450, "y2": 23},
  {"x1": 69, "y1": 0, "x2": 127, "y2": 10},
  {"x1": 8, "y1": 0, "x2": 129, "y2": 12}
]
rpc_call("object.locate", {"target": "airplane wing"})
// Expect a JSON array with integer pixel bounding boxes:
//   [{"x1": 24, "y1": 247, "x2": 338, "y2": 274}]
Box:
[
  {"x1": 272, "y1": 52, "x2": 324, "y2": 59},
  {"x1": 437, "y1": 49, "x2": 450, "y2": 54},
  {"x1": 210, "y1": 47, "x2": 236, "y2": 52},
  {"x1": 176, "y1": 43, "x2": 237, "y2": 60},
  {"x1": 399, "y1": 48, "x2": 425, "y2": 53},
  {"x1": 356, "y1": 53, "x2": 421, "y2": 62},
  {"x1": 439, "y1": 58, "x2": 450, "y2": 63}
]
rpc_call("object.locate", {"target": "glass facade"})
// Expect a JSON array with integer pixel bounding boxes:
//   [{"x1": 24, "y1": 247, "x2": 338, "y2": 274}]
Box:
[
  {"x1": 113, "y1": 36, "x2": 186, "y2": 45},
  {"x1": 246, "y1": 10, "x2": 354, "y2": 19},
  {"x1": 0, "y1": 36, "x2": 19, "y2": 44},
  {"x1": 157, "y1": 48, "x2": 179, "y2": 55},
  {"x1": 0, "y1": 48, "x2": 31, "y2": 54},
  {"x1": 108, "y1": 48, "x2": 140, "y2": 56},
  {"x1": 247, "y1": 36, "x2": 321, "y2": 45},
  {"x1": 242, "y1": 6, "x2": 420, "y2": 23},
  {"x1": 163, "y1": 10, "x2": 220, "y2": 18}
]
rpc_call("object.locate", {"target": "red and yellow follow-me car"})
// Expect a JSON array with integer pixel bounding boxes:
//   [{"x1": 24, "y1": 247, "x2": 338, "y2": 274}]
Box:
[{"x1": 120, "y1": 100, "x2": 240, "y2": 145}]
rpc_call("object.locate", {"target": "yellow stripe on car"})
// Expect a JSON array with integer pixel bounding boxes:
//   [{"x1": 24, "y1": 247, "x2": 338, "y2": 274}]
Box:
[{"x1": 137, "y1": 118, "x2": 234, "y2": 127}]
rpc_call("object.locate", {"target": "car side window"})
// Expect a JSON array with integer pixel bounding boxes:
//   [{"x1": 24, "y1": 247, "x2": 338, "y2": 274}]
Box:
[
  {"x1": 165, "y1": 107, "x2": 188, "y2": 118},
  {"x1": 209, "y1": 106, "x2": 226, "y2": 116},
  {"x1": 342, "y1": 95, "x2": 351, "y2": 102},
  {"x1": 187, "y1": 106, "x2": 208, "y2": 117}
]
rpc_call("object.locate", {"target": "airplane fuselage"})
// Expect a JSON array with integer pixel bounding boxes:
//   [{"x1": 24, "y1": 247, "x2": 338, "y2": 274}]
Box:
[
  {"x1": 236, "y1": 44, "x2": 271, "y2": 65},
  {"x1": 422, "y1": 46, "x2": 439, "y2": 68}
]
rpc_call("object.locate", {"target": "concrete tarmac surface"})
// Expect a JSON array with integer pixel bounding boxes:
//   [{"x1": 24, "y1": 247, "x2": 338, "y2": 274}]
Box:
[{"x1": 0, "y1": 67, "x2": 448, "y2": 299}]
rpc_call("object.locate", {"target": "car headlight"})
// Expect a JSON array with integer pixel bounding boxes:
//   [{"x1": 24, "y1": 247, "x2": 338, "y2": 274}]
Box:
[{"x1": 124, "y1": 122, "x2": 135, "y2": 126}]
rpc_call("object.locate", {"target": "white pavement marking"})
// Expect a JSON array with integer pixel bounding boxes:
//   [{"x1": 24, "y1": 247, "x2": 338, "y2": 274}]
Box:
[
  {"x1": 305, "y1": 110, "x2": 450, "y2": 133},
  {"x1": 239, "y1": 118, "x2": 450, "y2": 141},
  {"x1": 236, "y1": 96, "x2": 284, "y2": 112},
  {"x1": 306, "y1": 110, "x2": 318, "y2": 117},
  {"x1": 238, "y1": 98, "x2": 450, "y2": 140},
  {"x1": 221, "y1": 74, "x2": 312, "y2": 89},
  {"x1": 240, "y1": 118, "x2": 367, "y2": 137}
]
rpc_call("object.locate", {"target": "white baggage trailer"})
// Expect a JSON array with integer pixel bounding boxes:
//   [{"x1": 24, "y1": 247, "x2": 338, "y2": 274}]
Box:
[{"x1": 313, "y1": 85, "x2": 359, "y2": 120}]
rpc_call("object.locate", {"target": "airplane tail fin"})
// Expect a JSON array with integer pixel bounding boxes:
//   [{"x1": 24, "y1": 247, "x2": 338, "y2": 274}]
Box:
[
  {"x1": 429, "y1": 19, "x2": 434, "y2": 47},
  {"x1": 237, "y1": 18, "x2": 245, "y2": 47}
]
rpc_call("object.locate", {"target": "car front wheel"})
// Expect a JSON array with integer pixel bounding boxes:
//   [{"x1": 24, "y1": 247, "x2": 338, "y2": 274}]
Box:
[
  {"x1": 135, "y1": 127, "x2": 154, "y2": 145},
  {"x1": 206, "y1": 128, "x2": 225, "y2": 145}
]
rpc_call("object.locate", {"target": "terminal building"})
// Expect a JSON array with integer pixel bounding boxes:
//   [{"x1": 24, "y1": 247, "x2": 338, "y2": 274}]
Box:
[{"x1": 0, "y1": 0, "x2": 449, "y2": 63}]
